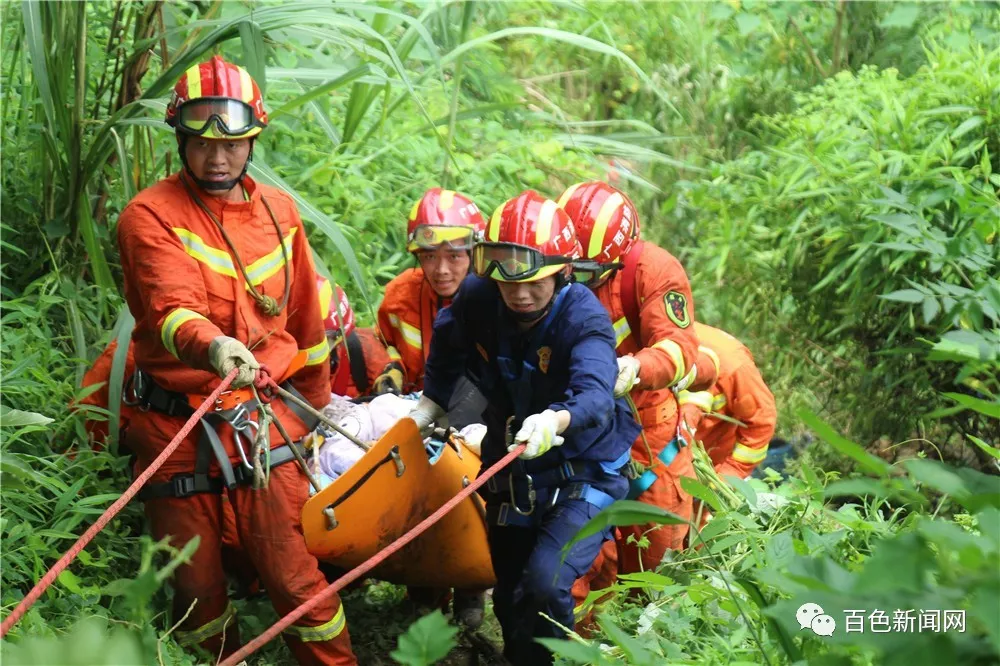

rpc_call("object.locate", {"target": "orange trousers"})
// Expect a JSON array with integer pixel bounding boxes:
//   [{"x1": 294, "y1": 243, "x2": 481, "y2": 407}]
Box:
[
  {"x1": 130, "y1": 407, "x2": 356, "y2": 665},
  {"x1": 572, "y1": 420, "x2": 695, "y2": 628}
]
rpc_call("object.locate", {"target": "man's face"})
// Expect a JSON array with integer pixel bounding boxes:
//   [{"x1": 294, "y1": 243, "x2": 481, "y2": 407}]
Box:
[
  {"x1": 417, "y1": 246, "x2": 470, "y2": 298},
  {"x1": 496, "y1": 275, "x2": 557, "y2": 319},
  {"x1": 183, "y1": 137, "x2": 251, "y2": 194}
]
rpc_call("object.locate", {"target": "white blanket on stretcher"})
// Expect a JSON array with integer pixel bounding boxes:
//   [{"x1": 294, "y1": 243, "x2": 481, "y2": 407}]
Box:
[{"x1": 311, "y1": 394, "x2": 487, "y2": 484}]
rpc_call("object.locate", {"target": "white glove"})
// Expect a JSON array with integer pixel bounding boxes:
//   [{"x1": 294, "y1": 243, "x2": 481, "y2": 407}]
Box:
[
  {"x1": 208, "y1": 336, "x2": 259, "y2": 388},
  {"x1": 408, "y1": 395, "x2": 445, "y2": 438},
  {"x1": 509, "y1": 409, "x2": 563, "y2": 460},
  {"x1": 614, "y1": 355, "x2": 641, "y2": 397}
]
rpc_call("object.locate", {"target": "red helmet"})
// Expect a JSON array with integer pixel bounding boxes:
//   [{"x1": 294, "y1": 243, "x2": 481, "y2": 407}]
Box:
[
  {"x1": 318, "y1": 278, "x2": 356, "y2": 348},
  {"x1": 558, "y1": 181, "x2": 640, "y2": 263},
  {"x1": 406, "y1": 188, "x2": 486, "y2": 253},
  {"x1": 165, "y1": 56, "x2": 267, "y2": 140},
  {"x1": 472, "y1": 190, "x2": 581, "y2": 283}
]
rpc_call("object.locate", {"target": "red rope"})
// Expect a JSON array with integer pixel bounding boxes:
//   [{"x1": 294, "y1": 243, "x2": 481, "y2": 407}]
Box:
[
  {"x1": 0, "y1": 369, "x2": 240, "y2": 639},
  {"x1": 219, "y1": 444, "x2": 526, "y2": 666}
]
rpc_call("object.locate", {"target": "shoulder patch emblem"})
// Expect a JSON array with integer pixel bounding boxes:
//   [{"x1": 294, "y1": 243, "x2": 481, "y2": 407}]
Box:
[
  {"x1": 664, "y1": 291, "x2": 691, "y2": 329},
  {"x1": 536, "y1": 346, "x2": 552, "y2": 374}
]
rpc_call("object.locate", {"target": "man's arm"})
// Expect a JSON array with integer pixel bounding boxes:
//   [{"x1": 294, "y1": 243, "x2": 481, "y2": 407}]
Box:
[
  {"x1": 422, "y1": 280, "x2": 473, "y2": 409},
  {"x1": 716, "y1": 361, "x2": 777, "y2": 479}
]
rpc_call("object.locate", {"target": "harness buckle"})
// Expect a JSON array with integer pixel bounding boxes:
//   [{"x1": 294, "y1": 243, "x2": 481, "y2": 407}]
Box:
[
  {"x1": 170, "y1": 474, "x2": 199, "y2": 498},
  {"x1": 509, "y1": 472, "x2": 536, "y2": 516}
]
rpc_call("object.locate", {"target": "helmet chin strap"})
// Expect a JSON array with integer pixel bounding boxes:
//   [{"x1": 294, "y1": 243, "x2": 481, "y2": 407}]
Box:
[{"x1": 177, "y1": 134, "x2": 254, "y2": 192}]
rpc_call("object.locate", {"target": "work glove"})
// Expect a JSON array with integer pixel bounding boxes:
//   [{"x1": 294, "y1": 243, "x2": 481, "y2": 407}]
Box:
[
  {"x1": 408, "y1": 395, "x2": 445, "y2": 438},
  {"x1": 614, "y1": 355, "x2": 641, "y2": 397},
  {"x1": 510, "y1": 409, "x2": 563, "y2": 460},
  {"x1": 373, "y1": 365, "x2": 404, "y2": 396},
  {"x1": 208, "y1": 336, "x2": 259, "y2": 388}
]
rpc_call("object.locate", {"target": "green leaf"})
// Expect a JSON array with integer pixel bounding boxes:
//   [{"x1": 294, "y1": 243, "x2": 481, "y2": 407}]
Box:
[
  {"x1": 734, "y1": 12, "x2": 762, "y2": 36},
  {"x1": 942, "y1": 392, "x2": 1000, "y2": 419},
  {"x1": 854, "y1": 532, "x2": 932, "y2": 594},
  {"x1": 880, "y1": 3, "x2": 920, "y2": 28},
  {"x1": 798, "y1": 409, "x2": 892, "y2": 477},
  {"x1": 0, "y1": 404, "x2": 54, "y2": 427},
  {"x1": 534, "y1": 638, "x2": 608, "y2": 664},
  {"x1": 968, "y1": 434, "x2": 1000, "y2": 461},
  {"x1": 680, "y1": 476, "x2": 723, "y2": 512},
  {"x1": 880, "y1": 289, "x2": 925, "y2": 303},
  {"x1": 905, "y1": 459, "x2": 1000, "y2": 511},
  {"x1": 951, "y1": 116, "x2": 984, "y2": 141},
  {"x1": 597, "y1": 613, "x2": 658, "y2": 665},
  {"x1": 390, "y1": 610, "x2": 458, "y2": 666},
  {"x1": 238, "y1": 20, "x2": 267, "y2": 96},
  {"x1": 564, "y1": 500, "x2": 688, "y2": 552}
]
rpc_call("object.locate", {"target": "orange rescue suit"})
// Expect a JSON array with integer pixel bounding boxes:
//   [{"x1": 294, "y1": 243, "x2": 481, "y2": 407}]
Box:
[
  {"x1": 681, "y1": 323, "x2": 777, "y2": 479},
  {"x1": 573, "y1": 240, "x2": 702, "y2": 616},
  {"x1": 376, "y1": 267, "x2": 446, "y2": 390},
  {"x1": 117, "y1": 173, "x2": 354, "y2": 664}
]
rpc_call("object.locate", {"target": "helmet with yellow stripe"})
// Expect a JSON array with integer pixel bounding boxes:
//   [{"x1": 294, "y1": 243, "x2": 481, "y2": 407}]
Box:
[
  {"x1": 473, "y1": 190, "x2": 581, "y2": 283},
  {"x1": 558, "y1": 181, "x2": 640, "y2": 286},
  {"x1": 406, "y1": 188, "x2": 486, "y2": 253},
  {"x1": 165, "y1": 56, "x2": 268, "y2": 140}
]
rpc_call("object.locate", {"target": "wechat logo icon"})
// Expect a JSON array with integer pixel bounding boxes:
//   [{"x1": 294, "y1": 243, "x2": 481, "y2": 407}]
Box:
[{"x1": 797, "y1": 602, "x2": 836, "y2": 637}]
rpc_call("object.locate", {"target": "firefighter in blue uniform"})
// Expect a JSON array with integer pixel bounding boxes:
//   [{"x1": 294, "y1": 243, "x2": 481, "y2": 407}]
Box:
[{"x1": 409, "y1": 191, "x2": 641, "y2": 665}]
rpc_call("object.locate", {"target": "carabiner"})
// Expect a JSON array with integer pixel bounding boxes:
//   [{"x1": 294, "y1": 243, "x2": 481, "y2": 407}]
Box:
[
  {"x1": 509, "y1": 472, "x2": 536, "y2": 516},
  {"x1": 229, "y1": 404, "x2": 259, "y2": 471}
]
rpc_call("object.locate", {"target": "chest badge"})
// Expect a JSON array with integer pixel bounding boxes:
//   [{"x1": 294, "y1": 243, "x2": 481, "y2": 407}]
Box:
[{"x1": 536, "y1": 346, "x2": 552, "y2": 374}]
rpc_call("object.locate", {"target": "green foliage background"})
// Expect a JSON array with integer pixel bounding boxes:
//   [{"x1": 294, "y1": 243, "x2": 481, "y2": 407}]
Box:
[{"x1": 1, "y1": 1, "x2": 997, "y2": 664}]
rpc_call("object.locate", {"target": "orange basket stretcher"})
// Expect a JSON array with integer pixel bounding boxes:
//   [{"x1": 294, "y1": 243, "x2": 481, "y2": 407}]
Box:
[{"x1": 301, "y1": 418, "x2": 496, "y2": 589}]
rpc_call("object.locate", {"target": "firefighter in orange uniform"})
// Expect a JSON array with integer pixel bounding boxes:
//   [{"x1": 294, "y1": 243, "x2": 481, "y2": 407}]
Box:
[
  {"x1": 317, "y1": 277, "x2": 391, "y2": 398},
  {"x1": 116, "y1": 56, "x2": 356, "y2": 664},
  {"x1": 374, "y1": 188, "x2": 487, "y2": 396},
  {"x1": 679, "y1": 323, "x2": 777, "y2": 479},
  {"x1": 561, "y1": 181, "x2": 706, "y2": 598}
]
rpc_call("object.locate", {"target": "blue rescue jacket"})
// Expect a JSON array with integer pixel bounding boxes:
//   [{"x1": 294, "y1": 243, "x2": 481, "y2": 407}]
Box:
[{"x1": 423, "y1": 276, "x2": 640, "y2": 476}]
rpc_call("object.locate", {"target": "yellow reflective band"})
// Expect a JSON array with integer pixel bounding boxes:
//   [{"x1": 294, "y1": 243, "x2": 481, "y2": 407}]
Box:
[
  {"x1": 557, "y1": 182, "x2": 585, "y2": 208},
  {"x1": 677, "y1": 390, "x2": 715, "y2": 412},
  {"x1": 409, "y1": 199, "x2": 421, "y2": 222},
  {"x1": 698, "y1": 344, "x2": 720, "y2": 379},
  {"x1": 245, "y1": 227, "x2": 297, "y2": 285},
  {"x1": 587, "y1": 192, "x2": 624, "y2": 259},
  {"x1": 534, "y1": 199, "x2": 558, "y2": 245},
  {"x1": 303, "y1": 338, "x2": 331, "y2": 366},
  {"x1": 161, "y1": 308, "x2": 208, "y2": 359},
  {"x1": 387, "y1": 346, "x2": 402, "y2": 362},
  {"x1": 185, "y1": 64, "x2": 202, "y2": 100},
  {"x1": 676, "y1": 363, "x2": 698, "y2": 391},
  {"x1": 317, "y1": 278, "x2": 333, "y2": 319},
  {"x1": 173, "y1": 228, "x2": 237, "y2": 278},
  {"x1": 733, "y1": 442, "x2": 768, "y2": 465},
  {"x1": 612, "y1": 316, "x2": 631, "y2": 348},
  {"x1": 286, "y1": 605, "x2": 346, "y2": 642},
  {"x1": 712, "y1": 394, "x2": 727, "y2": 411},
  {"x1": 175, "y1": 602, "x2": 236, "y2": 647},
  {"x1": 389, "y1": 314, "x2": 422, "y2": 350},
  {"x1": 438, "y1": 190, "x2": 455, "y2": 211},
  {"x1": 487, "y1": 203, "x2": 505, "y2": 242},
  {"x1": 651, "y1": 337, "x2": 686, "y2": 385},
  {"x1": 238, "y1": 65, "x2": 253, "y2": 103}
]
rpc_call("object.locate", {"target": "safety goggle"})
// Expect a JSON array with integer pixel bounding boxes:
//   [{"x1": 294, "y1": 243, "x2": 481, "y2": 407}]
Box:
[
  {"x1": 572, "y1": 260, "x2": 623, "y2": 287},
  {"x1": 407, "y1": 225, "x2": 478, "y2": 252},
  {"x1": 175, "y1": 98, "x2": 264, "y2": 136},
  {"x1": 472, "y1": 243, "x2": 572, "y2": 282}
]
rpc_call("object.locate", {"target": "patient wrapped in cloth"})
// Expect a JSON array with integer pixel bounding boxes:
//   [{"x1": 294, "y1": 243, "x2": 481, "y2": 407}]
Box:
[{"x1": 308, "y1": 393, "x2": 487, "y2": 491}]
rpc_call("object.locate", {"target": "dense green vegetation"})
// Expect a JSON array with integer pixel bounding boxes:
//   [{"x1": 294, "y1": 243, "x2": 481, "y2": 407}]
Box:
[{"x1": 1, "y1": 1, "x2": 997, "y2": 664}]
